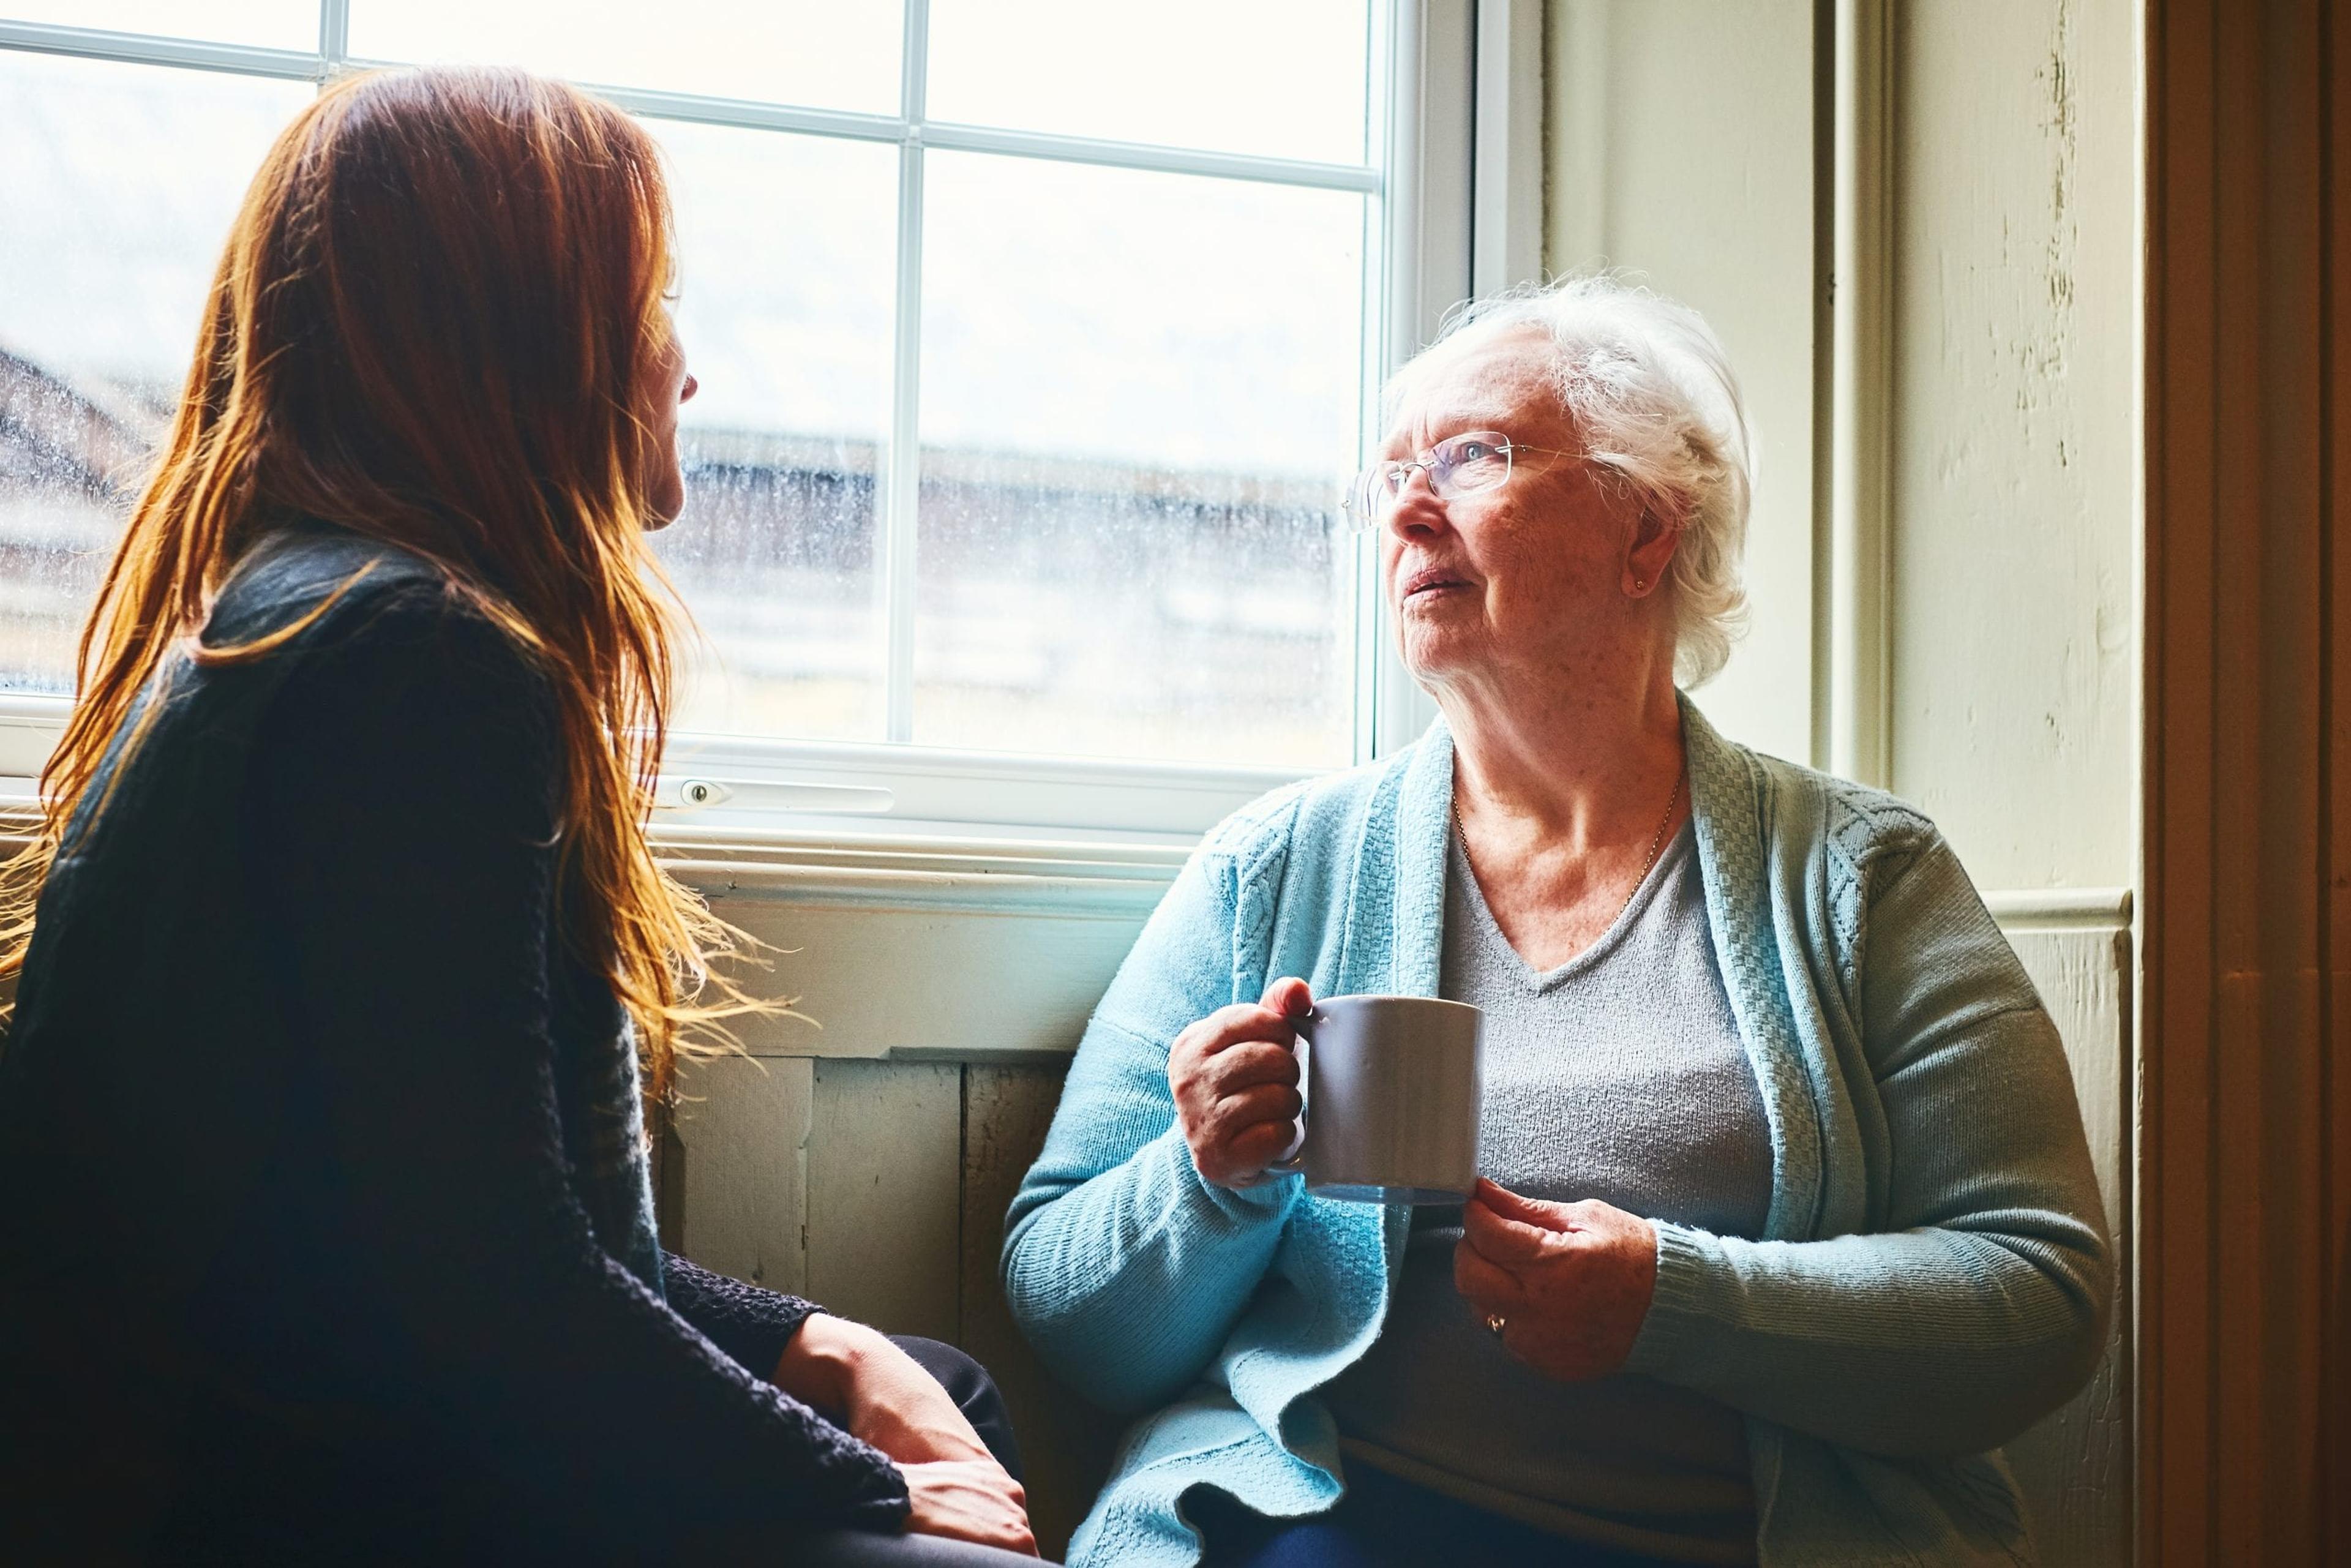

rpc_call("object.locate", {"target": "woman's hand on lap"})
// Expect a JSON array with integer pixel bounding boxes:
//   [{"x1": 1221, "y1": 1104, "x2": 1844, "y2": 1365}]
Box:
[
  {"x1": 1168, "y1": 977, "x2": 1311, "y2": 1189},
  {"x1": 901, "y1": 1457, "x2": 1038, "y2": 1555},
  {"x1": 774, "y1": 1314, "x2": 1033, "y2": 1550},
  {"x1": 774, "y1": 1315, "x2": 999, "y2": 1466},
  {"x1": 1453, "y1": 1177, "x2": 1658, "y2": 1381}
]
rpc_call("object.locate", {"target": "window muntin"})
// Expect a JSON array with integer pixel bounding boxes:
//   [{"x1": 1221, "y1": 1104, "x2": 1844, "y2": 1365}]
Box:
[{"x1": 0, "y1": 6, "x2": 1395, "y2": 813}]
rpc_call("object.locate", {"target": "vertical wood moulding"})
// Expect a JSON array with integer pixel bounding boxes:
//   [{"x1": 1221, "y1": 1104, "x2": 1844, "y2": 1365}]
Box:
[
  {"x1": 2143, "y1": 0, "x2": 2351, "y2": 1559},
  {"x1": 2207, "y1": 10, "x2": 2265, "y2": 1555},
  {"x1": 958, "y1": 1063, "x2": 1123, "y2": 1561},
  {"x1": 2327, "y1": 2, "x2": 2351, "y2": 1550},
  {"x1": 1809, "y1": 0, "x2": 1839, "y2": 772},
  {"x1": 2144, "y1": 1, "x2": 2216, "y2": 1558},
  {"x1": 1828, "y1": 0, "x2": 1893, "y2": 789}
]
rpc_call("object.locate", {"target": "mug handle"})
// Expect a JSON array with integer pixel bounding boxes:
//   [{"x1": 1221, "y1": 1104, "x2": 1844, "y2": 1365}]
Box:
[{"x1": 1266, "y1": 1008, "x2": 1312, "y2": 1173}]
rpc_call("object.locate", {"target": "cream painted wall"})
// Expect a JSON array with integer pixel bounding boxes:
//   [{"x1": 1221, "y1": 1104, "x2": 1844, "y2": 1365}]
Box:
[
  {"x1": 1547, "y1": 0, "x2": 1820, "y2": 767},
  {"x1": 1543, "y1": 0, "x2": 2138, "y2": 894},
  {"x1": 1884, "y1": 0, "x2": 2138, "y2": 891}
]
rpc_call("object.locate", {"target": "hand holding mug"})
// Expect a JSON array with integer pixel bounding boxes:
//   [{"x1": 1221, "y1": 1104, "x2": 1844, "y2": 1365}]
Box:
[
  {"x1": 1168, "y1": 978, "x2": 1311, "y2": 1189},
  {"x1": 1453, "y1": 1177, "x2": 1658, "y2": 1381}
]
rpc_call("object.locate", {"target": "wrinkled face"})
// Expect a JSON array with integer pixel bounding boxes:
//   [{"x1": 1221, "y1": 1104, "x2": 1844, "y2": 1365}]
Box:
[
  {"x1": 639, "y1": 311, "x2": 697, "y2": 529},
  {"x1": 1378, "y1": 326, "x2": 1632, "y2": 691}
]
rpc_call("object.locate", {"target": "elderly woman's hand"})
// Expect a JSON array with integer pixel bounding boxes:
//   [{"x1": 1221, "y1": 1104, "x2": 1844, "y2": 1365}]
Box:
[
  {"x1": 1453, "y1": 1177, "x2": 1659, "y2": 1381},
  {"x1": 1168, "y1": 977, "x2": 1310, "y2": 1189}
]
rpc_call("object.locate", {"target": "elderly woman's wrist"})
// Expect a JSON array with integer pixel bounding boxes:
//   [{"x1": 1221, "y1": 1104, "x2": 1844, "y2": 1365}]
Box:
[{"x1": 1161, "y1": 1122, "x2": 1297, "y2": 1217}]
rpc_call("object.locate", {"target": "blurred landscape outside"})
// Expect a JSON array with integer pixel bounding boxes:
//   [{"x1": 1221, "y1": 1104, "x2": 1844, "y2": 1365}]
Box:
[{"x1": 0, "y1": 4, "x2": 1373, "y2": 770}]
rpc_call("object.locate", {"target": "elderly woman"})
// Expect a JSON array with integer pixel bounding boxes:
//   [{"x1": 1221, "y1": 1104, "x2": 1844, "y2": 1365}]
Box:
[{"x1": 999, "y1": 276, "x2": 2111, "y2": 1568}]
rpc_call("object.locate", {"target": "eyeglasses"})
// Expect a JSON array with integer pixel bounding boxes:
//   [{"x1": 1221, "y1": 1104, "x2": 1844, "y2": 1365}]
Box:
[{"x1": 1339, "y1": 430, "x2": 1574, "y2": 530}]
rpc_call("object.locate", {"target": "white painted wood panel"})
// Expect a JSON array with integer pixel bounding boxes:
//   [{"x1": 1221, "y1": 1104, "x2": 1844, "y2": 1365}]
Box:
[
  {"x1": 961, "y1": 1063, "x2": 1125, "y2": 1560},
  {"x1": 2003, "y1": 921, "x2": 2133, "y2": 1568},
  {"x1": 669, "y1": 1052, "x2": 813, "y2": 1296},
  {"x1": 670, "y1": 850, "x2": 1164, "y2": 1061},
  {"x1": 805, "y1": 1059, "x2": 962, "y2": 1342},
  {"x1": 705, "y1": 900, "x2": 1151, "y2": 1060}
]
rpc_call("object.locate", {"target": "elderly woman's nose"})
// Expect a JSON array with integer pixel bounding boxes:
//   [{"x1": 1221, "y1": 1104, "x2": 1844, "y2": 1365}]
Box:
[{"x1": 1387, "y1": 471, "x2": 1450, "y2": 535}]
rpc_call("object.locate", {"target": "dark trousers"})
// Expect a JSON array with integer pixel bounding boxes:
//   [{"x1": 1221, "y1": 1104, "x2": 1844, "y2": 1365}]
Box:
[
  {"x1": 1191, "y1": 1464, "x2": 1665, "y2": 1568},
  {"x1": 790, "y1": 1335, "x2": 1055, "y2": 1567}
]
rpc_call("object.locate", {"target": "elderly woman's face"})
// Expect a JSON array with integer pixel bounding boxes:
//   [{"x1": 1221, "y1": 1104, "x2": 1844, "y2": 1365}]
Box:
[{"x1": 1378, "y1": 327, "x2": 1628, "y2": 688}]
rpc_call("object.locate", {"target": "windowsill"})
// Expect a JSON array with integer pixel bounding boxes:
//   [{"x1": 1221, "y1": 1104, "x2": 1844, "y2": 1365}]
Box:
[
  {"x1": 0, "y1": 770, "x2": 1199, "y2": 891},
  {"x1": 0, "y1": 691, "x2": 1311, "y2": 850}
]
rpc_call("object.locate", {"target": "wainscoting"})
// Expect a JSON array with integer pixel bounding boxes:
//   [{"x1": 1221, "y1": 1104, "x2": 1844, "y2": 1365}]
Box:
[{"x1": 658, "y1": 834, "x2": 2138, "y2": 1564}]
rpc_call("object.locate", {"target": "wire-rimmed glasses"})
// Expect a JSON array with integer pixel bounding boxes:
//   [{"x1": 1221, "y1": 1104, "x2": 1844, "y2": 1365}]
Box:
[{"x1": 1338, "y1": 430, "x2": 1574, "y2": 530}]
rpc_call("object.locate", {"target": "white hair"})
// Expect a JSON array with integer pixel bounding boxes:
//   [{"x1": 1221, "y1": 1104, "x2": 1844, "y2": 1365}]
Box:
[{"x1": 1394, "y1": 272, "x2": 1755, "y2": 688}]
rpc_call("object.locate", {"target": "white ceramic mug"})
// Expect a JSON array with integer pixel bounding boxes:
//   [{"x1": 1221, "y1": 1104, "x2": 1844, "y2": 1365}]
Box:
[{"x1": 1271, "y1": 994, "x2": 1483, "y2": 1204}]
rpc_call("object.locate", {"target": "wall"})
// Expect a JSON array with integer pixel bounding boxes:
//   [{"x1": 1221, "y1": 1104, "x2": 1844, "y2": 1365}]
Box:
[
  {"x1": 1886, "y1": 0, "x2": 2140, "y2": 892},
  {"x1": 1546, "y1": 0, "x2": 1820, "y2": 766},
  {"x1": 1543, "y1": 0, "x2": 2140, "y2": 887}
]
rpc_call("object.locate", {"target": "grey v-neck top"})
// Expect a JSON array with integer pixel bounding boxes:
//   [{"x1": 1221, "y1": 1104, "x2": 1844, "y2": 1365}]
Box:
[{"x1": 1319, "y1": 822, "x2": 1773, "y2": 1564}]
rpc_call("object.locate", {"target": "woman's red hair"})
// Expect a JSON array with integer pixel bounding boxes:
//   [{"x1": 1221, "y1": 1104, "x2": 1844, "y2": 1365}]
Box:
[{"x1": 1, "y1": 66, "x2": 765, "y2": 1103}]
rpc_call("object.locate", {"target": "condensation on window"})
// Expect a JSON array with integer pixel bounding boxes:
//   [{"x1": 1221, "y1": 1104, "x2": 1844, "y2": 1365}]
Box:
[
  {"x1": 642, "y1": 118, "x2": 898, "y2": 744},
  {"x1": 0, "y1": 53, "x2": 312, "y2": 696},
  {"x1": 912, "y1": 152, "x2": 1364, "y2": 768},
  {"x1": 2, "y1": 20, "x2": 1373, "y2": 773}
]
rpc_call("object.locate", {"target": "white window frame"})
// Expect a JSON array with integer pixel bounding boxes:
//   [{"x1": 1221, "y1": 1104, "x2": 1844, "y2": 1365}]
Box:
[{"x1": 0, "y1": 0, "x2": 1534, "y2": 843}]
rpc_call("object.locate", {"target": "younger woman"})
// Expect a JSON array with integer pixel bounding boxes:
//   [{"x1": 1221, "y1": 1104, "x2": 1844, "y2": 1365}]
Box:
[{"x1": 0, "y1": 66, "x2": 1035, "y2": 1566}]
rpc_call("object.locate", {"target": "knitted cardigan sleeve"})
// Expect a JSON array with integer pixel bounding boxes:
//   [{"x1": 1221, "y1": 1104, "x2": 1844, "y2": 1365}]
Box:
[
  {"x1": 1624, "y1": 828, "x2": 2114, "y2": 1459},
  {"x1": 247, "y1": 588, "x2": 909, "y2": 1543},
  {"x1": 1000, "y1": 839, "x2": 1300, "y2": 1415},
  {"x1": 664, "y1": 1251, "x2": 822, "y2": 1378}
]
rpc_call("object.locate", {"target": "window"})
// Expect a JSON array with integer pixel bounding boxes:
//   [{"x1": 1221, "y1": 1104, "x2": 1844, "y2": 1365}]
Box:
[{"x1": 0, "y1": 2, "x2": 1480, "y2": 837}]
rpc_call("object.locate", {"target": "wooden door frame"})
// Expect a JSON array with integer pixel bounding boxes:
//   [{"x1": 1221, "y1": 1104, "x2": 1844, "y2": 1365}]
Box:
[{"x1": 2139, "y1": 1, "x2": 2351, "y2": 1561}]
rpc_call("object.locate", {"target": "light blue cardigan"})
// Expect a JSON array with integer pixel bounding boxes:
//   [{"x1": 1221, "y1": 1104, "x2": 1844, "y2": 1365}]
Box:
[{"x1": 1002, "y1": 703, "x2": 2112, "y2": 1567}]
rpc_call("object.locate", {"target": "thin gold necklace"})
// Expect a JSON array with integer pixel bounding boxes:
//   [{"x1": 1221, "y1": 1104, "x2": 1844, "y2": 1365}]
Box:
[{"x1": 1455, "y1": 765, "x2": 1685, "y2": 931}]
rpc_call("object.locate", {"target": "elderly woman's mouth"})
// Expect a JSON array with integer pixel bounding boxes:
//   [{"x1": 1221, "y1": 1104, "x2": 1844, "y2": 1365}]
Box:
[{"x1": 1403, "y1": 568, "x2": 1472, "y2": 599}]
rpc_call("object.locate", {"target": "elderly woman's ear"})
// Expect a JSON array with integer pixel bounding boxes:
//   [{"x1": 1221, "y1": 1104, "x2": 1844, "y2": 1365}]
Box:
[{"x1": 1624, "y1": 503, "x2": 1685, "y2": 598}]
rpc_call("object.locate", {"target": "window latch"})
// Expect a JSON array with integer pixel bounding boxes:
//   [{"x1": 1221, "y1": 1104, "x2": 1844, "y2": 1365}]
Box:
[{"x1": 653, "y1": 776, "x2": 895, "y2": 814}]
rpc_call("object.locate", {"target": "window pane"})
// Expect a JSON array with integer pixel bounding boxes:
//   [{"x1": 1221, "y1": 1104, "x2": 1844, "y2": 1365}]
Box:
[
  {"x1": 645, "y1": 122, "x2": 898, "y2": 743},
  {"x1": 926, "y1": 0, "x2": 1371, "y2": 166},
  {"x1": 915, "y1": 152, "x2": 1363, "y2": 768},
  {"x1": 0, "y1": 52, "x2": 312, "y2": 696},
  {"x1": 348, "y1": 0, "x2": 901, "y2": 117},
  {"x1": 2, "y1": 1, "x2": 318, "y2": 50}
]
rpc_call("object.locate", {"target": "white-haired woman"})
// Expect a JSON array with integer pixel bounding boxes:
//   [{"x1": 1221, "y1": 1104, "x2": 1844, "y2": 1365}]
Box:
[{"x1": 1000, "y1": 276, "x2": 2112, "y2": 1568}]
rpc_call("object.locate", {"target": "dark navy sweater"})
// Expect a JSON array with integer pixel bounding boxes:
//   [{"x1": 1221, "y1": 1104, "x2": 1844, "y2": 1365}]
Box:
[{"x1": 0, "y1": 525, "x2": 907, "y2": 1563}]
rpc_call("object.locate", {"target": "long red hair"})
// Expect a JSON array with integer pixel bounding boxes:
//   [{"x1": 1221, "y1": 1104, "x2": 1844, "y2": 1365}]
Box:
[{"x1": 0, "y1": 66, "x2": 763, "y2": 1103}]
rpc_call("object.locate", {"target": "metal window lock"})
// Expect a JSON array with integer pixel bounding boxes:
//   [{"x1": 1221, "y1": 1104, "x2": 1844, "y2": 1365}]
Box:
[{"x1": 654, "y1": 776, "x2": 894, "y2": 814}]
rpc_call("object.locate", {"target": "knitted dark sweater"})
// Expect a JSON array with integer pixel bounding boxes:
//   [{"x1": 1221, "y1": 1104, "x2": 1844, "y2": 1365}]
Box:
[{"x1": 0, "y1": 525, "x2": 907, "y2": 1564}]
